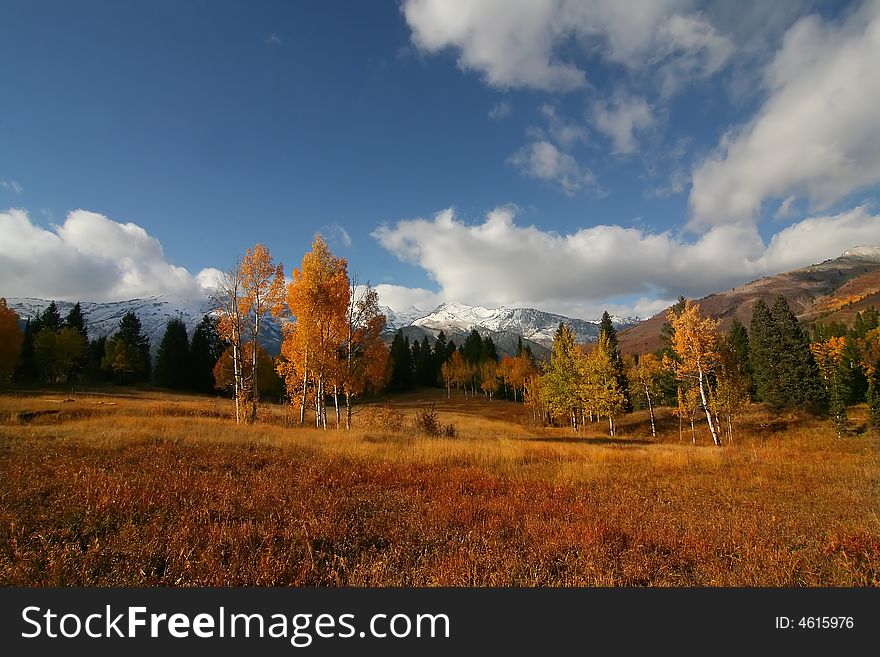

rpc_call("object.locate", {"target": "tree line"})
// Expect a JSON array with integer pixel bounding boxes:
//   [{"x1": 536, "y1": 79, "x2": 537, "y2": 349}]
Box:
[{"x1": 0, "y1": 298, "x2": 225, "y2": 394}]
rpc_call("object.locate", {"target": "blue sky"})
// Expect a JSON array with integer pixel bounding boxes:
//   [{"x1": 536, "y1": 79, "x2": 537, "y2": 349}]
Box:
[{"x1": 2, "y1": 0, "x2": 880, "y2": 319}]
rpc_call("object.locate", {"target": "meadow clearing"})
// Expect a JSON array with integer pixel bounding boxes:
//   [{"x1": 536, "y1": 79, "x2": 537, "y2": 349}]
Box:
[{"x1": 0, "y1": 388, "x2": 878, "y2": 586}]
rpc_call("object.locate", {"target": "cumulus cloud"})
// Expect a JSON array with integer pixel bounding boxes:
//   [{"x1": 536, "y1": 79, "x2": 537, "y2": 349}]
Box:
[
  {"x1": 508, "y1": 141, "x2": 600, "y2": 195},
  {"x1": 373, "y1": 284, "x2": 444, "y2": 313},
  {"x1": 372, "y1": 205, "x2": 880, "y2": 318},
  {"x1": 690, "y1": 1, "x2": 880, "y2": 228},
  {"x1": 402, "y1": 0, "x2": 734, "y2": 92},
  {"x1": 0, "y1": 209, "x2": 217, "y2": 301},
  {"x1": 591, "y1": 94, "x2": 655, "y2": 154}
]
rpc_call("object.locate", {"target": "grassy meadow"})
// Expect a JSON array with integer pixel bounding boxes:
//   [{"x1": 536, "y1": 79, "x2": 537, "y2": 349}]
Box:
[{"x1": 1, "y1": 388, "x2": 878, "y2": 586}]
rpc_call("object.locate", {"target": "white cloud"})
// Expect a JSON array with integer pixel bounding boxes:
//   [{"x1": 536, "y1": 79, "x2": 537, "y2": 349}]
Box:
[
  {"x1": 653, "y1": 13, "x2": 735, "y2": 96},
  {"x1": 373, "y1": 204, "x2": 880, "y2": 318},
  {"x1": 402, "y1": 0, "x2": 734, "y2": 93},
  {"x1": 0, "y1": 208, "x2": 217, "y2": 301},
  {"x1": 591, "y1": 94, "x2": 655, "y2": 154},
  {"x1": 1, "y1": 180, "x2": 23, "y2": 195},
  {"x1": 265, "y1": 33, "x2": 283, "y2": 47},
  {"x1": 488, "y1": 101, "x2": 512, "y2": 120},
  {"x1": 690, "y1": 1, "x2": 880, "y2": 228},
  {"x1": 648, "y1": 169, "x2": 689, "y2": 198},
  {"x1": 318, "y1": 223, "x2": 352, "y2": 249},
  {"x1": 373, "y1": 284, "x2": 443, "y2": 313},
  {"x1": 540, "y1": 104, "x2": 589, "y2": 148},
  {"x1": 508, "y1": 141, "x2": 600, "y2": 195}
]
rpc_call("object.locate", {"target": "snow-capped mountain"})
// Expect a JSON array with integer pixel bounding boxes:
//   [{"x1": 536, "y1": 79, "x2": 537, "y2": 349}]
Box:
[
  {"x1": 5, "y1": 296, "x2": 638, "y2": 358},
  {"x1": 6, "y1": 296, "x2": 283, "y2": 356},
  {"x1": 408, "y1": 302, "x2": 639, "y2": 347},
  {"x1": 378, "y1": 305, "x2": 429, "y2": 330}
]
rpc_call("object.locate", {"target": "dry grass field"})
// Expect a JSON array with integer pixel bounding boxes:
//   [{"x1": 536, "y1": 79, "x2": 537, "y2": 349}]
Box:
[{"x1": 1, "y1": 388, "x2": 878, "y2": 586}]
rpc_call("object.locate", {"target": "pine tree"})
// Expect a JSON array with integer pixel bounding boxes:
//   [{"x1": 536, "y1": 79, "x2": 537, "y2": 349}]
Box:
[
  {"x1": 189, "y1": 315, "x2": 223, "y2": 394},
  {"x1": 867, "y1": 360, "x2": 880, "y2": 432},
  {"x1": 388, "y1": 330, "x2": 413, "y2": 391},
  {"x1": 659, "y1": 296, "x2": 687, "y2": 353},
  {"x1": 727, "y1": 318, "x2": 752, "y2": 396},
  {"x1": 771, "y1": 295, "x2": 825, "y2": 412},
  {"x1": 749, "y1": 299, "x2": 781, "y2": 408},
  {"x1": 14, "y1": 318, "x2": 38, "y2": 381},
  {"x1": 39, "y1": 301, "x2": 63, "y2": 333},
  {"x1": 480, "y1": 335, "x2": 498, "y2": 363},
  {"x1": 155, "y1": 318, "x2": 191, "y2": 389},
  {"x1": 463, "y1": 329, "x2": 483, "y2": 364},
  {"x1": 103, "y1": 311, "x2": 151, "y2": 383},
  {"x1": 65, "y1": 302, "x2": 88, "y2": 341},
  {"x1": 599, "y1": 310, "x2": 631, "y2": 412},
  {"x1": 415, "y1": 335, "x2": 434, "y2": 386}
]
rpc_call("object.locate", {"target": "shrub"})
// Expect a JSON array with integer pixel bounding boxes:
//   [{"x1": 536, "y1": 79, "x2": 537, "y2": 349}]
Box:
[
  {"x1": 360, "y1": 403, "x2": 406, "y2": 433},
  {"x1": 412, "y1": 404, "x2": 457, "y2": 438}
]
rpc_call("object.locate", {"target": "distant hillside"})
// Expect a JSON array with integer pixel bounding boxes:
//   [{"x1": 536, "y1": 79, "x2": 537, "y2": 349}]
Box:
[{"x1": 618, "y1": 246, "x2": 880, "y2": 354}]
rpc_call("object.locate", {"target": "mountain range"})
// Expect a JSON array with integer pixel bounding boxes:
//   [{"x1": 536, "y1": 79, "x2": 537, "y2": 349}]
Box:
[
  {"x1": 4, "y1": 296, "x2": 636, "y2": 359},
  {"x1": 9, "y1": 245, "x2": 879, "y2": 360},
  {"x1": 618, "y1": 245, "x2": 880, "y2": 354}
]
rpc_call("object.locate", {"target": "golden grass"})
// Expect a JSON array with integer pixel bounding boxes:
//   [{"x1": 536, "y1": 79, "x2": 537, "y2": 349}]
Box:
[{"x1": 1, "y1": 388, "x2": 878, "y2": 586}]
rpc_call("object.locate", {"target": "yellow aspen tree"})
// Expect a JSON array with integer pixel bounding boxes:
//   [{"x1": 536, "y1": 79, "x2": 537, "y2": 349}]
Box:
[
  {"x1": 627, "y1": 352, "x2": 663, "y2": 438},
  {"x1": 479, "y1": 360, "x2": 499, "y2": 400},
  {"x1": 239, "y1": 243, "x2": 285, "y2": 423},
  {"x1": 712, "y1": 342, "x2": 751, "y2": 444},
  {"x1": 342, "y1": 283, "x2": 389, "y2": 430},
  {"x1": 583, "y1": 334, "x2": 627, "y2": 436},
  {"x1": 280, "y1": 236, "x2": 349, "y2": 428},
  {"x1": 669, "y1": 301, "x2": 722, "y2": 446},
  {"x1": 544, "y1": 324, "x2": 584, "y2": 431},
  {"x1": 215, "y1": 262, "x2": 247, "y2": 424}
]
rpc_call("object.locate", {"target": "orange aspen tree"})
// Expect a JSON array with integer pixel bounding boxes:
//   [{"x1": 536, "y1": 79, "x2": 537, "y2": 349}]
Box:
[
  {"x1": 280, "y1": 236, "x2": 349, "y2": 428},
  {"x1": 239, "y1": 243, "x2": 285, "y2": 423},
  {"x1": 0, "y1": 299, "x2": 23, "y2": 383},
  {"x1": 669, "y1": 301, "x2": 722, "y2": 446}
]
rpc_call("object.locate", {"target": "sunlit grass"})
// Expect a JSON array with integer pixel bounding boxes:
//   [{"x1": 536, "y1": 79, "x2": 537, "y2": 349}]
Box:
[{"x1": 1, "y1": 388, "x2": 878, "y2": 586}]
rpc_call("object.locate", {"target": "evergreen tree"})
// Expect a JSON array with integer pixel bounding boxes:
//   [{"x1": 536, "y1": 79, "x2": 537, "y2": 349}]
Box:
[
  {"x1": 462, "y1": 328, "x2": 483, "y2": 364},
  {"x1": 480, "y1": 335, "x2": 498, "y2": 363},
  {"x1": 86, "y1": 335, "x2": 107, "y2": 381},
  {"x1": 39, "y1": 301, "x2": 63, "y2": 333},
  {"x1": 867, "y1": 361, "x2": 880, "y2": 431},
  {"x1": 189, "y1": 315, "x2": 223, "y2": 394},
  {"x1": 414, "y1": 335, "x2": 434, "y2": 387},
  {"x1": 64, "y1": 302, "x2": 88, "y2": 340},
  {"x1": 103, "y1": 311, "x2": 151, "y2": 383},
  {"x1": 749, "y1": 299, "x2": 782, "y2": 408},
  {"x1": 727, "y1": 318, "x2": 752, "y2": 395},
  {"x1": 659, "y1": 296, "x2": 687, "y2": 352},
  {"x1": 771, "y1": 295, "x2": 825, "y2": 412},
  {"x1": 154, "y1": 318, "x2": 191, "y2": 389},
  {"x1": 598, "y1": 310, "x2": 631, "y2": 412},
  {"x1": 388, "y1": 330, "x2": 413, "y2": 391},
  {"x1": 433, "y1": 331, "x2": 449, "y2": 382},
  {"x1": 515, "y1": 336, "x2": 524, "y2": 357},
  {"x1": 14, "y1": 318, "x2": 38, "y2": 381}
]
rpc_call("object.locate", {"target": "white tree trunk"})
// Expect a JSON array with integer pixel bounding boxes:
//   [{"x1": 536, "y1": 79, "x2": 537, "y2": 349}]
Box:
[{"x1": 697, "y1": 366, "x2": 721, "y2": 446}]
